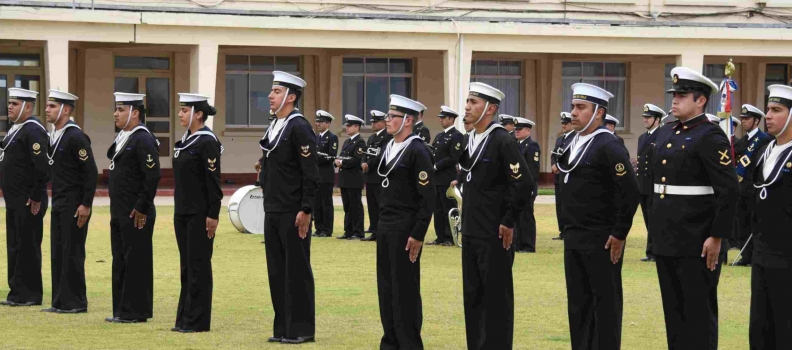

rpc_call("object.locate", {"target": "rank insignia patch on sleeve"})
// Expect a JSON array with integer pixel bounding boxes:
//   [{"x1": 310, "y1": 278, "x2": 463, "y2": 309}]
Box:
[
  {"x1": 79, "y1": 149, "x2": 89, "y2": 161},
  {"x1": 418, "y1": 171, "x2": 429, "y2": 186},
  {"x1": 301, "y1": 145, "x2": 311, "y2": 157},
  {"x1": 615, "y1": 163, "x2": 627, "y2": 176},
  {"x1": 207, "y1": 158, "x2": 217, "y2": 172},
  {"x1": 32, "y1": 143, "x2": 41, "y2": 155}
]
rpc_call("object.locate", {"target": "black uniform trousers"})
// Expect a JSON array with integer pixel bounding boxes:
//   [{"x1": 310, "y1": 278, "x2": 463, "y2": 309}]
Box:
[
  {"x1": 639, "y1": 195, "x2": 654, "y2": 258},
  {"x1": 50, "y1": 205, "x2": 90, "y2": 310},
  {"x1": 5, "y1": 205, "x2": 47, "y2": 304},
  {"x1": 735, "y1": 196, "x2": 754, "y2": 262},
  {"x1": 749, "y1": 263, "x2": 792, "y2": 350},
  {"x1": 515, "y1": 196, "x2": 537, "y2": 252},
  {"x1": 174, "y1": 214, "x2": 214, "y2": 331},
  {"x1": 264, "y1": 211, "x2": 315, "y2": 338},
  {"x1": 313, "y1": 183, "x2": 334, "y2": 236},
  {"x1": 564, "y1": 248, "x2": 623, "y2": 350},
  {"x1": 655, "y1": 256, "x2": 722, "y2": 350},
  {"x1": 377, "y1": 229, "x2": 423, "y2": 350},
  {"x1": 110, "y1": 216, "x2": 155, "y2": 319},
  {"x1": 432, "y1": 186, "x2": 454, "y2": 243},
  {"x1": 462, "y1": 235, "x2": 515, "y2": 350},
  {"x1": 366, "y1": 183, "x2": 382, "y2": 234},
  {"x1": 341, "y1": 188, "x2": 364, "y2": 238}
]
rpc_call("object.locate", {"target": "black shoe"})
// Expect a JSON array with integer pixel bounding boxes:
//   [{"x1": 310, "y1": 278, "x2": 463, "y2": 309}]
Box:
[
  {"x1": 41, "y1": 307, "x2": 59, "y2": 313},
  {"x1": 56, "y1": 308, "x2": 87, "y2": 314},
  {"x1": 171, "y1": 327, "x2": 182, "y2": 332},
  {"x1": 106, "y1": 317, "x2": 146, "y2": 323},
  {"x1": 426, "y1": 240, "x2": 443, "y2": 245},
  {"x1": 268, "y1": 336, "x2": 283, "y2": 343},
  {"x1": 361, "y1": 235, "x2": 377, "y2": 241},
  {"x1": 11, "y1": 301, "x2": 40, "y2": 307},
  {"x1": 365, "y1": 229, "x2": 374, "y2": 234},
  {"x1": 440, "y1": 241, "x2": 454, "y2": 247},
  {"x1": 281, "y1": 336, "x2": 315, "y2": 344},
  {"x1": 640, "y1": 256, "x2": 656, "y2": 262},
  {"x1": 312, "y1": 231, "x2": 323, "y2": 237},
  {"x1": 552, "y1": 236, "x2": 564, "y2": 241},
  {"x1": 733, "y1": 260, "x2": 752, "y2": 267},
  {"x1": 178, "y1": 328, "x2": 203, "y2": 333},
  {"x1": 336, "y1": 235, "x2": 352, "y2": 240},
  {"x1": 352, "y1": 235, "x2": 364, "y2": 240}
]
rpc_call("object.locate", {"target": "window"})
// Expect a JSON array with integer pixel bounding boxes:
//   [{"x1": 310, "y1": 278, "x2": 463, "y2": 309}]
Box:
[
  {"x1": 225, "y1": 55, "x2": 301, "y2": 127},
  {"x1": 0, "y1": 53, "x2": 40, "y2": 67},
  {"x1": 562, "y1": 62, "x2": 627, "y2": 127},
  {"x1": 765, "y1": 64, "x2": 788, "y2": 108},
  {"x1": 471, "y1": 60, "x2": 522, "y2": 118},
  {"x1": 115, "y1": 56, "x2": 169, "y2": 70},
  {"x1": 0, "y1": 53, "x2": 43, "y2": 134},
  {"x1": 664, "y1": 64, "x2": 674, "y2": 113},
  {"x1": 342, "y1": 58, "x2": 413, "y2": 124}
]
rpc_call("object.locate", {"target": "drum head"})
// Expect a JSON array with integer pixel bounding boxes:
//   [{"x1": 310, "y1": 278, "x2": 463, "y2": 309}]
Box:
[{"x1": 229, "y1": 186, "x2": 265, "y2": 234}]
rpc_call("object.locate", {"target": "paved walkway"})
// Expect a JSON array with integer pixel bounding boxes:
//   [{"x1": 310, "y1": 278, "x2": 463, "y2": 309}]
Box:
[{"x1": 0, "y1": 195, "x2": 556, "y2": 208}]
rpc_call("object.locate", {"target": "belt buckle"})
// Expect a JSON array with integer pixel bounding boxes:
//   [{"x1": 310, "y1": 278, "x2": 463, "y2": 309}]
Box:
[{"x1": 659, "y1": 185, "x2": 666, "y2": 199}]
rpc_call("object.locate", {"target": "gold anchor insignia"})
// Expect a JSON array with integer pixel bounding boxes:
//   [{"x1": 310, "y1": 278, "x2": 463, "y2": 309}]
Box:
[
  {"x1": 32, "y1": 143, "x2": 41, "y2": 155},
  {"x1": 742, "y1": 107, "x2": 748, "y2": 114},
  {"x1": 615, "y1": 163, "x2": 626, "y2": 176},
  {"x1": 207, "y1": 158, "x2": 217, "y2": 172},
  {"x1": 147, "y1": 154, "x2": 154, "y2": 162},
  {"x1": 79, "y1": 149, "x2": 89, "y2": 161},
  {"x1": 748, "y1": 144, "x2": 755, "y2": 152},
  {"x1": 718, "y1": 150, "x2": 731, "y2": 165},
  {"x1": 672, "y1": 74, "x2": 679, "y2": 84},
  {"x1": 301, "y1": 145, "x2": 311, "y2": 157},
  {"x1": 644, "y1": 106, "x2": 649, "y2": 112}
]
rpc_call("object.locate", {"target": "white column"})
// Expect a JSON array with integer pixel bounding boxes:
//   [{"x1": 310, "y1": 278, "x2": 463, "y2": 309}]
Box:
[
  {"x1": 444, "y1": 38, "x2": 472, "y2": 132},
  {"x1": 45, "y1": 39, "x2": 69, "y2": 93},
  {"x1": 190, "y1": 42, "x2": 219, "y2": 129},
  {"x1": 675, "y1": 52, "x2": 704, "y2": 73}
]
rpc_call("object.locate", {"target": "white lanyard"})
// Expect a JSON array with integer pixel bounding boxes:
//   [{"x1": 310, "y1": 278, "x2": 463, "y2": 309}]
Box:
[
  {"x1": 109, "y1": 126, "x2": 151, "y2": 170},
  {"x1": 459, "y1": 124, "x2": 503, "y2": 182},
  {"x1": 0, "y1": 119, "x2": 46, "y2": 162},
  {"x1": 557, "y1": 129, "x2": 611, "y2": 184},
  {"x1": 173, "y1": 130, "x2": 219, "y2": 158},
  {"x1": 376, "y1": 135, "x2": 421, "y2": 188},
  {"x1": 260, "y1": 114, "x2": 301, "y2": 158},
  {"x1": 753, "y1": 140, "x2": 792, "y2": 200},
  {"x1": 46, "y1": 124, "x2": 81, "y2": 165}
]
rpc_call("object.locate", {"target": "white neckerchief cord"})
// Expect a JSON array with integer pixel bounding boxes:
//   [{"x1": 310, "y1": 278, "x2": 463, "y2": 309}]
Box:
[
  {"x1": 557, "y1": 126, "x2": 612, "y2": 184},
  {"x1": 459, "y1": 123, "x2": 503, "y2": 182},
  {"x1": 0, "y1": 116, "x2": 46, "y2": 162},
  {"x1": 754, "y1": 139, "x2": 792, "y2": 200},
  {"x1": 109, "y1": 125, "x2": 151, "y2": 170},
  {"x1": 47, "y1": 123, "x2": 81, "y2": 165},
  {"x1": 260, "y1": 113, "x2": 302, "y2": 158},
  {"x1": 376, "y1": 135, "x2": 422, "y2": 188}
]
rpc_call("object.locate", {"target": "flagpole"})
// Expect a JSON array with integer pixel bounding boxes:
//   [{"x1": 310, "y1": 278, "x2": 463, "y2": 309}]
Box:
[{"x1": 719, "y1": 59, "x2": 737, "y2": 165}]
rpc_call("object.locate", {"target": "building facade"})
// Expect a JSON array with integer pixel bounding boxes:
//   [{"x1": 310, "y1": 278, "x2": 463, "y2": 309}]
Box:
[{"x1": 2, "y1": 0, "x2": 792, "y2": 183}]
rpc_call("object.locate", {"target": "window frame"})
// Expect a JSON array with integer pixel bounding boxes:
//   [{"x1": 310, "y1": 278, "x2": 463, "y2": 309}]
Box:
[
  {"x1": 341, "y1": 57, "x2": 415, "y2": 126},
  {"x1": 561, "y1": 61, "x2": 628, "y2": 130},
  {"x1": 224, "y1": 55, "x2": 302, "y2": 128},
  {"x1": 470, "y1": 60, "x2": 523, "y2": 118},
  {"x1": 0, "y1": 51, "x2": 45, "y2": 136}
]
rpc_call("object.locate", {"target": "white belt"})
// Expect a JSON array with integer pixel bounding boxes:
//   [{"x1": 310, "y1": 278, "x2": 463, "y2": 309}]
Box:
[{"x1": 654, "y1": 184, "x2": 714, "y2": 196}]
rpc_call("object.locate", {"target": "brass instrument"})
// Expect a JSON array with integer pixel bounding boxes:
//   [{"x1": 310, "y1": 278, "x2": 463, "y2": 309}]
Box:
[
  {"x1": 317, "y1": 152, "x2": 352, "y2": 161},
  {"x1": 446, "y1": 183, "x2": 463, "y2": 247}
]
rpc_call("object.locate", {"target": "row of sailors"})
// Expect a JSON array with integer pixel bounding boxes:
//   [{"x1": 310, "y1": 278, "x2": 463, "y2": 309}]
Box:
[{"x1": 2, "y1": 65, "x2": 792, "y2": 349}]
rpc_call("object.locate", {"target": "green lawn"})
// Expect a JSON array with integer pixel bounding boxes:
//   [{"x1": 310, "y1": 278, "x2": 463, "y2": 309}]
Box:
[{"x1": 0, "y1": 205, "x2": 750, "y2": 349}]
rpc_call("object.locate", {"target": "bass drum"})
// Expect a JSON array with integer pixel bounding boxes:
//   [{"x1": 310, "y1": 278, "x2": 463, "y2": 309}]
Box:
[{"x1": 227, "y1": 185, "x2": 265, "y2": 234}]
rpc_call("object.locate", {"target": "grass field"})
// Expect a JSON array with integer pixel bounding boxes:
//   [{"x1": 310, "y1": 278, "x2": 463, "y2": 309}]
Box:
[{"x1": 0, "y1": 204, "x2": 750, "y2": 349}]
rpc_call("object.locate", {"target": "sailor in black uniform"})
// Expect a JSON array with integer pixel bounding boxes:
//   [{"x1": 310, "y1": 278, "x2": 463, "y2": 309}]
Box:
[
  {"x1": 0, "y1": 88, "x2": 49, "y2": 307},
  {"x1": 604, "y1": 114, "x2": 625, "y2": 145},
  {"x1": 171, "y1": 93, "x2": 223, "y2": 333},
  {"x1": 452, "y1": 82, "x2": 531, "y2": 350},
  {"x1": 427, "y1": 106, "x2": 463, "y2": 246},
  {"x1": 732, "y1": 104, "x2": 773, "y2": 266},
  {"x1": 361, "y1": 110, "x2": 392, "y2": 242},
  {"x1": 336, "y1": 115, "x2": 366, "y2": 240},
  {"x1": 557, "y1": 83, "x2": 639, "y2": 350},
  {"x1": 513, "y1": 117, "x2": 540, "y2": 253},
  {"x1": 104, "y1": 92, "x2": 161, "y2": 323},
  {"x1": 259, "y1": 71, "x2": 318, "y2": 344},
  {"x1": 651, "y1": 67, "x2": 739, "y2": 350},
  {"x1": 551, "y1": 112, "x2": 575, "y2": 240},
  {"x1": 412, "y1": 103, "x2": 431, "y2": 144},
  {"x1": 749, "y1": 84, "x2": 792, "y2": 350},
  {"x1": 375, "y1": 94, "x2": 436, "y2": 350},
  {"x1": 637, "y1": 104, "x2": 665, "y2": 262},
  {"x1": 312, "y1": 110, "x2": 337, "y2": 238},
  {"x1": 500, "y1": 114, "x2": 517, "y2": 139},
  {"x1": 41, "y1": 89, "x2": 97, "y2": 314}
]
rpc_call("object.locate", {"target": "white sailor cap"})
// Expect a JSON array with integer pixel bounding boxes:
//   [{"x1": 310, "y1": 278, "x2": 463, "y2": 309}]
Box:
[
  {"x1": 571, "y1": 83, "x2": 613, "y2": 108},
  {"x1": 8, "y1": 88, "x2": 38, "y2": 102},
  {"x1": 643, "y1": 104, "x2": 666, "y2": 119},
  {"x1": 344, "y1": 114, "x2": 364, "y2": 126},
  {"x1": 272, "y1": 71, "x2": 306, "y2": 91},
  {"x1": 416, "y1": 101, "x2": 427, "y2": 113},
  {"x1": 706, "y1": 114, "x2": 720, "y2": 124},
  {"x1": 740, "y1": 104, "x2": 764, "y2": 119},
  {"x1": 514, "y1": 117, "x2": 535, "y2": 128},
  {"x1": 370, "y1": 110, "x2": 387, "y2": 122},
  {"x1": 389, "y1": 94, "x2": 423, "y2": 116},
  {"x1": 438, "y1": 106, "x2": 458, "y2": 118},
  {"x1": 731, "y1": 116, "x2": 740, "y2": 126},
  {"x1": 469, "y1": 82, "x2": 505, "y2": 104},
  {"x1": 499, "y1": 114, "x2": 516, "y2": 124},
  {"x1": 768, "y1": 84, "x2": 792, "y2": 109},
  {"x1": 178, "y1": 93, "x2": 210, "y2": 107},
  {"x1": 114, "y1": 92, "x2": 145, "y2": 106},
  {"x1": 668, "y1": 67, "x2": 718, "y2": 95},
  {"x1": 604, "y1": 115, "x2": 620, "y2": 125},
  {"x1": 316, "y1": 110, "x2": 334, "y2": 122},
  {"x1": 48, "y1": 89, "x2": 78, "y2": 106},
  {"x1": 560, "y1": 112, "x2": 572, "y2": 123}
]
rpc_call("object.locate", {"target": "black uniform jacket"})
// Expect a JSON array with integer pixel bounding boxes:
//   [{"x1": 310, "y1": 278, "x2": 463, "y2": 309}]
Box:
[
  {"x1": 363, "y1": 130, "x2": 392, "y2": 184},
  {"x1": 377, "y1": 139, "x2": 436, "y2": 241},
  {"x1": 456, "y1": 123, "x2": 532, "y2": 236},
  {"x1": 107, "y1": 127, "x2": 161, "y2": 219},
  {"x1": 518, "y1": 136, "x2": 541, "y2": 196},
  {"x1": 413, "y1": 121, "x2": 431, "y2": 144},
  {"x1": 431, "y1": 127, "x2": 464, "y2": 187},
  {"x1": 173, "y1": 126, "x2": 223, "y2": 219},
  {"x1": 636, "y1": 129, "x2": 660, "y2": 195},
  {"x1": 557, "y1": 128, "x2": 639, "y2": 249},
  {"x1": 259, "y1": 112, "x2": 319, "y2": 213},
  {"x1": 735, "y1": 129, "x2": 773, "y2": 198},
  {"x1": 0, "y1": 117, "x2": 50, "y2": 208},
  {"x1": 649, "y1": 114, "x2": 740, "y2": 257},
  {"x1": 751, "y1": 142, "x2": 792, "y2": 268},
  {"x1": 336, "y1": 134, "x2": 366, "y2": 189},
  {"x1": 316, "y1": 130, "x2": 338, "y2": 184},
  {"x1": 49, "y1": 121, "x2": 98, "y2": 209},
  {"x1": 551, "y1": 131, "x2": 576, "y2": 169}
]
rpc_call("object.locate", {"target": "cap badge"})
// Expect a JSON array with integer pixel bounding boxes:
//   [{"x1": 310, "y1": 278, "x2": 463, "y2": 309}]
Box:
[
  {"x1": 672, "y1": 74, "x2": 679, "y2": 84},
  {"x1": 644, "y1": 106, "x2": 649, "y2": 112}
]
